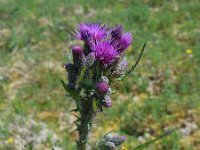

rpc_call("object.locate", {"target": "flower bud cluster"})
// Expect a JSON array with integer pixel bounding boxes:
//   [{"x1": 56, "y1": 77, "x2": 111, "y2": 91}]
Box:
[
  {"x1": 99, "y1": 133, "x2": 126, "y2": 150},
  {"x1": 65, "y1": 23, "x2": 132, "y2": 109},
  {"x1": 96, "y1": 76, "x2": 112, "y2": 108}
]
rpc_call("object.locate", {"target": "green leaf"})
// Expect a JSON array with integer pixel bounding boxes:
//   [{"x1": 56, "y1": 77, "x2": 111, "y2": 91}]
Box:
[
  {"x1": 60, "y1": 80, "x2": 79, "y2": 98},
  {"x1": 133, "y1": 129, "x2": 175, "y2": 150},
  {"x1": 77, "y1": 66, "x2": 87, "y2": 84},
  {"x1": 61, "y1": 80, "x2": 69, "y2": 92}
]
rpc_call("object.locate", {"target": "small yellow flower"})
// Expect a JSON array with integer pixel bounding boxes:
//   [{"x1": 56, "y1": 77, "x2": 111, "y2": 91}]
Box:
[
  {"x1": 121, "y1": 146, "x2": 128, "y2": 150},
  {"x1": 186, "y1": 49, "x2": 192, "y2": 54},
  {"x1": 7, "y1": 137, "x2": 14, "y2": 144}
]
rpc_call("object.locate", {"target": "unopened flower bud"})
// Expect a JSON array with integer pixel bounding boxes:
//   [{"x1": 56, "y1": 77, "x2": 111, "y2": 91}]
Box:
[
  {"x1": 104, "y1": 141, "x2": 116, "y2": 150},
  {"x1": 109, "y1": 135, "x2": 126, "y2": 146},
  {"x1": 72, "y1": 45, "x2": 84, "y2": 67},
  {"x1": 97, "y1": 82, "x2": 109, "y2": 94},
  {"x1": 101, "y1": 95, "x2": 112, "y2": 108},
  {"x1": 99, "y1": 76, "x2": 109, "y2": 84},
  {"x1": 111, "y1": 60, "x2": 128, "y2": 77},
  {"x1": 104, "y1": 133, "x2": 113, "y2": 141},
  {"x1": 64, "y1": 63, "x2": 78, "y2": 84},
  {"x1": 84, "y1": 52, "x2": 95, "y2": 67},
  {"x1": 72, "y1": 45, "x2": 83, "y2": 57},
  {"x1": 104, "y1": 133, "x2": 126, "y2": 147}
]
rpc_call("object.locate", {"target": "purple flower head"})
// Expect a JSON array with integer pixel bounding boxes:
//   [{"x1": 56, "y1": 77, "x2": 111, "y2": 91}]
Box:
[
  {"x1": 117, "y1": 33, "x2": 132, "y2": 53},
  {"x1": 111, "y1": 25, "x2": 123, "y2": 43},
  {"x1": 97, "y1": 82, "x2": 109, "y2": 93},
  {"x1": 71, "y1": 45, "x2": 83, "y2": 57},
  {"x1": 92, "y1": 42, "x2": 118, "y2": 66},
  {"x1": 76, "y1": 23, "x2": 107, "y2": 43}
]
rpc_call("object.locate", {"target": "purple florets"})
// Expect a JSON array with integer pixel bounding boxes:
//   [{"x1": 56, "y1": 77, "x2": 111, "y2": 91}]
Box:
[
  {"x1": 76, "y1": 23, "x2": 107, "y2": 43},
  {"x1": 110, "y1": 26, "x2": 132, "y2": 54},
  {"x1": 74, "y1": 22, "x2": 132, "y2": 66},
  {"x1": 110, "y1": 25, "x2": 123, "y2": 43},
  {"x1": 117, "y1": 33, "x2": 132, "y2": 53},
  {"x1": 92, "y1": 42, "x2": 118, "y2": 66}
]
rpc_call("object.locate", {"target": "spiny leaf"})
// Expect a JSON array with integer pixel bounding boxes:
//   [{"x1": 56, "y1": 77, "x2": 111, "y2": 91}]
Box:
[
  {"x1": 61, "y1": 79, "x2": 69, "y2": 92},
  {"x1": 60, "y1": 79, "x2": 80, "y2": 98},
  {"x1": 133, "y1": 129, "x2": 175, "y2": 150},
  {"x1": 70, "y1": 108, "x2": 79, "y2": 112},
  {"x1": 123, "y1": 43, "x2": 147, "y2": 81}
]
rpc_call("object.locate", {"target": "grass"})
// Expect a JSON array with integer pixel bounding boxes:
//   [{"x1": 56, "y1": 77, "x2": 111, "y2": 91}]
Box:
[{"x1": 0, "y1": 0, "x2": 200, "y2": 149}]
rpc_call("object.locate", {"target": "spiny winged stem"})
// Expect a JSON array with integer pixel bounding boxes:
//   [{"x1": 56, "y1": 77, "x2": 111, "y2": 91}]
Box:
[
  {"x1": 77, "y1": 97, "x2": 94, "y2": 150},
  {"x1": 77, "y1": 62, "x2": 101, "y2": 150}
]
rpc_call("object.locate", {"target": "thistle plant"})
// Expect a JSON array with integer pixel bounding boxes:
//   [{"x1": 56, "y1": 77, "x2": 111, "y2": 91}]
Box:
[{"x1": 62, "y1": 23, "x2": 144, "y2": 150}]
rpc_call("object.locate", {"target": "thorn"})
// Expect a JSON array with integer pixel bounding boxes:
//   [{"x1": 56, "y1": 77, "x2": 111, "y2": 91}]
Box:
[
  {"x1": 72, "y1": 113, "x2": 80, "y2": 119},
  {"x1": 72, "y1": 119, "x2": 80, "y2": 124},
  {"x1": 72, "y1": 128, "x2": 79, "y2": 133},
  {"x1": 70, "y1": 108, "x2": 79, "y2": 112}
]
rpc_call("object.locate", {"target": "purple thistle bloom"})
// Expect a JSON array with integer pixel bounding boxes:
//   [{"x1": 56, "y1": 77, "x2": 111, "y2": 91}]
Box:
[
  {"x1": 76, "y1": 23, "x2": 107, "y2": 43},
  {"x1": 92, "y1": 42, "x2": 118, "y2": 66},
  {"x1": 117, "y1": 32, "x2": 132, "y2": 53},
  {"x1": 97, "y1": 82, "x2": 109, "y2": 93}
]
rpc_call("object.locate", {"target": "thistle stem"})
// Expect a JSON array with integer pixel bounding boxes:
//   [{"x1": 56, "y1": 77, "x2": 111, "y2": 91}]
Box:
[{"x1": 77, "y1": 99, "x2": 94, "y2": 150}]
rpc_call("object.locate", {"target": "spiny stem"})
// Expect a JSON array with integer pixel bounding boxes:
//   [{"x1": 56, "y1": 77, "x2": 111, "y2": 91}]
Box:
[{"x1": 77, "y1": 98, "x2": 94, "y2": 150}]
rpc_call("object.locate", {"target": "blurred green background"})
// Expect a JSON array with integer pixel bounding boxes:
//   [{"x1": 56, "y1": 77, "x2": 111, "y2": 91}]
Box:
[{"x1": 0, "y1": 0, "x2": 200, "y2": 149}]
